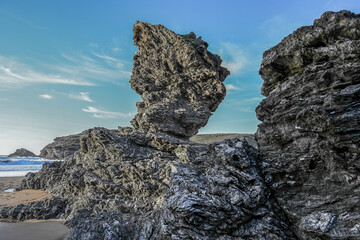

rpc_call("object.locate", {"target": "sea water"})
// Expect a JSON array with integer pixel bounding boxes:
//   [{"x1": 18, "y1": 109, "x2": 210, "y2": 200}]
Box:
[{"x1": 0, "y1": 155, "x2": 59, "y2": 177}]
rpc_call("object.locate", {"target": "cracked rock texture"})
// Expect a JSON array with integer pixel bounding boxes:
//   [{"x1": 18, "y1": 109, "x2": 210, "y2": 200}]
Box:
[
  {"x1": 39, "y1": 131, "x2": 88, "y2": 160},
  {"x1": 12, "y1": 128, "x2": 295, "y2": 239},
  {"x1": 130, "y1": 21, "x2": 229, "y2": 138},
  {"x1": 256, "y1": 10, "x2": 360, "y2": 239},
  {"x1": 2, "y1": 12, "x2": 360, "y2": 240}
]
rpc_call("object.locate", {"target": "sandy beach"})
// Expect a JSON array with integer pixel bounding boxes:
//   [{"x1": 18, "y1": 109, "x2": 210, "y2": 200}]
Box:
[
  {"x1": 0, "y1": 177, "x2": 53, "y2": 208},
  {"x1": 0, "y1": 177, "x2": 70, "y2": 240}
]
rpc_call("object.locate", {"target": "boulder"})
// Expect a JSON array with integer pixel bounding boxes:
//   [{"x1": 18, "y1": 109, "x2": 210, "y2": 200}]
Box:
[
  {"x1": 256, "y1": 10, "x2": 360, "y2": 239},
  {"x1": 130, "y1": 22, "x2": 229, "y2": 138}
]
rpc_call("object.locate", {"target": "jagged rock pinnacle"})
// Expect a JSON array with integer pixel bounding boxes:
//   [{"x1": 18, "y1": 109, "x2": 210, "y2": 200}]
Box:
[{"x1": 130, "y1": 21, "x2": 229, "y2": 138}]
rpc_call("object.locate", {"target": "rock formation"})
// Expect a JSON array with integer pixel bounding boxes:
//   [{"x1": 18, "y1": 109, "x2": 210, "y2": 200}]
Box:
[
  {"x1": 2, "y1": 128, "x2": 294, "y2": 239},
  {"x1": 256, "y1": 10, "x2": 360, "y2": 239},
  {"x1": 39, "y1": 131, "x2": 88, "y2": 160},
  {"x1": 1, "y1": 11, "x2": 359, "y2": 240},
  {"x1": 130, "y1": 21, "x2": 229, "y2": 138},
  {"x1": 8, "y1": 148, "x2": 37, "y2": 157}
]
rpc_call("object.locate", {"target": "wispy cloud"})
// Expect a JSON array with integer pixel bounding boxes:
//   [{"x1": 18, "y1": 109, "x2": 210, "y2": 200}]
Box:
[
  {"x1": 51, "y1": 51, "x2": 131, "y2": 86},
  {"x1": 68, "y1": 92, "x2": 94, "y2": 102},
  {"x1": 39, "y1": 94, "x2": 53, "y2": 99},
  {"x1": 0, "y1": 9, "x2": 47, "y2": 30},
  {"x1": 0, "y1": 56, "x2": 95, "y2": 88},
  {"x1": 82, "y1": 106, "x2": 134, "y2": 119},
  {"x1": 92, "y1": 52, "x2": 121, "y2": 62},
  {"x1": 225, "y1": 84, "x2": 242, "y2": 91},
  {"x1": 219, "y1": 42, "x2": 248, "y2": 75},
  {"x1": 0, "y1": 44, "x2": 132, "y2": 89},
  {"x1": 244, "y1": 97, "x2": 264, "y2": 102}
]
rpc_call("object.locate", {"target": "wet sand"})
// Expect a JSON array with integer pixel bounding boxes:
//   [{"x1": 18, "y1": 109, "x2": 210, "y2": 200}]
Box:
[
  {"x1": 0, "y1": 221, "x2": 70, "y2": 240},
  {"x1": 0, "y1": 177, "x2": 70, "y2": 240}
]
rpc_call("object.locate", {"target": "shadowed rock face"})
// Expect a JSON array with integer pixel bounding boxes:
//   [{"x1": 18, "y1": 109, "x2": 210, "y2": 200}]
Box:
[
  {"x1": 130, "y1": 21, "x2": 229, "y2": 138},
  {"x1": 256, "y1": 10, "x2": 360, "y2": 239}
]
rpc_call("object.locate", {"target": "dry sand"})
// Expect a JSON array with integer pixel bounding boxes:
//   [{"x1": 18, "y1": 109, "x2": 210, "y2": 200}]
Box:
[
  {"x1": 0, "y1": 177, "x2": 70, "y2": 240},
  {"x1": 0, "y1": 177, "x2": 53, "y2": 208}
]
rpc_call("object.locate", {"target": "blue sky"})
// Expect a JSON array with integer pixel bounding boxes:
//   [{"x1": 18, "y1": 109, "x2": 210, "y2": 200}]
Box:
[{"x1": 0, "y1": 0, "x2": 359, "y2": 154}]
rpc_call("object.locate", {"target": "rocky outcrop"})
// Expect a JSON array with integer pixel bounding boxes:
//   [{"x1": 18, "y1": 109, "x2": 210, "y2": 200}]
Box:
[
  {"x1": 2, "y1": 11, "x2": 360, "y2": 240},
  {"x1": 1, "y1": 21, "x2": 296, "y2": 239},
  {"x1": 13, "y1": 127, "x2": 295, "y2": 239},
  {"x1": 256, "y1": 10, "x2": 360, "y2": 239},
  {"x1": 39, "y1": 131, "x2": 88, "y2": 160},
  {"x1": 8, "y1": 148, "x2": 36, "y2": 157},
  {"x1": 130, "y1": 22, "x2": 229, "y2": 138},
  {"x1": 0, "y1": 197, "x2": 66, "y2": 221}
]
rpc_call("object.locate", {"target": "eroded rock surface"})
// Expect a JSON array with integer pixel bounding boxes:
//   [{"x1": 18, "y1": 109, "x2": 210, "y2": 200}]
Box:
[
  {"x1": 11, "y1": 128, "x2": 295, "y2": 239},
  {"x1": 39, "y1": 131, "x2": 88, "y2": 160},
  {"x1": 130, "y1": 22, "x2": 229, "y2": 138},
  {"x1": 256, "y1": 10, "x2": 360, "y2": 239}
]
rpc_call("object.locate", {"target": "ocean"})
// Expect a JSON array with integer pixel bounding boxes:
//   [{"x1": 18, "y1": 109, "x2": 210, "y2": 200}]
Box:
[{"x1": 0, "y1": 155, "x2": 59, "y2": 177}]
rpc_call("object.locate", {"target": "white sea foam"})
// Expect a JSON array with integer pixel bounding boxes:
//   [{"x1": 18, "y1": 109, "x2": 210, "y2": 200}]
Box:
[
  {"x1": 0, "y1": 156, "x2": 61, "y2": 177},
  {"x1": 4, "y1": 188, "x2": 15, "y2": 192},
  {"x1": 0, "y1": 171, "x2": 36, "y2": 177}
]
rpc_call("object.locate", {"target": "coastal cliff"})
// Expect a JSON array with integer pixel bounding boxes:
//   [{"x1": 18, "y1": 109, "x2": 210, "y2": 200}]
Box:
[{"x1": 1, "y1": 11, "x2": 359, "y2": 240}]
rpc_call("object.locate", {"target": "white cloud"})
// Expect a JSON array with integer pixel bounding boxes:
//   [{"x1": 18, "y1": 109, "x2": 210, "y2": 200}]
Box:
[
  {"x1": 225, "y1": 84, "x2": 242, "y2": 91},
  {"x1": 244, "y1": 97, "x2": 264, "y2": 102},
  {"x1": 219, "y1": 42, "x2": 248, "y2": 75},
  {"x1": 68, "y1": 92, "x2": 94, "y2": 102},
  {"x1": 82, "y1": 106, "x2": 134, "y2": 119},
  {"x1": 52, "y1": 52, "x2": 131, "y2": 86},
  {"x1": 0, "y1": 45, "x2": 132, "y2": 89},
  {"x1": 39, "y1": 94, "x2": 53, "y2": 99},
  {"x1": 0, "y1": 56, "x2": 95, "y2": 88},
  {"x1": 92, "y1": 52, "x2": 121, "y2": 62}
]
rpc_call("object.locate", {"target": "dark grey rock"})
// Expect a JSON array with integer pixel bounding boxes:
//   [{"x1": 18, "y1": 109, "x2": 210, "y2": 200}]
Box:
[
  {"x1": 39, "y1": 131, "x2": 88, "y2": 160},
  {"x1": 130, "y1": 22, "x2": 229, "y2": 138},
  {"x1": 14, "y1": 128, "x2": 295, "y2": 239},
  {"x1": 256, "y1": 10, "x2": 360, "y2": 239},
  {"x1": 8, "y1": 148, "x2": 36, "y2": 157},
  {"x1": 0, "y1": 197, "x2": 66, "y2": 221},
  {"x1": 3, "y1": 12, "x2": 360, "y2": 240}
]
